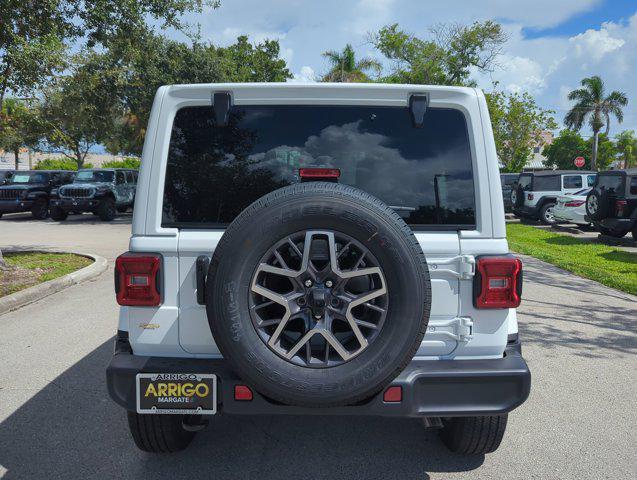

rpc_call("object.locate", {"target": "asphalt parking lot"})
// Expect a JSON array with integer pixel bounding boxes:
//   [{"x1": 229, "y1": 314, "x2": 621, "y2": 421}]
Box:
[{"x1": 1, "y1": 213, "x2": 635, "y2": 479}]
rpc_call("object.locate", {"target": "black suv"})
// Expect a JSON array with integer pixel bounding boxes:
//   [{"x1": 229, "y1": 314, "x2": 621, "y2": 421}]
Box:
[
  {"x1": 0, "y1": 170, "x2": 74, "y2": 219},
  {"x1": 586, "y1": 168, "x2": 637, "y2": 240}
]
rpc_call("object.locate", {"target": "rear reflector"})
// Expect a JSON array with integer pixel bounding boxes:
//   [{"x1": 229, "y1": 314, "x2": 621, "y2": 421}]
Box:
[
  {"x1": 474, "y1": 256, "x2": 522, "y2": 309},
  {"x1": 115, "y1": 253, "x2": 162, "y2": 306},
  {"x1": 299, "y1": 168, "x2": 340, "y2": 179},
  {"x1": 383, "y1": 386, "x2": 402, "y2": 403},
  {"x1": 234, "y1": 385, "x2": 253, "y2": 401}
]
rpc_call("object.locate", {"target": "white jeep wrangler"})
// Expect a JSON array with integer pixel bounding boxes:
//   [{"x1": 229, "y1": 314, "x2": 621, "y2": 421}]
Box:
[
  {"x1": 107, "y1": 83, "x2": 530, "y2": 455},
  {"x1": 511, "y1": 170, "x2": 596, "y2": 224}
]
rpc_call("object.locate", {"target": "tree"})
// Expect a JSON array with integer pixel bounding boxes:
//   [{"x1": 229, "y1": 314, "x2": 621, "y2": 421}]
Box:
[
  {"x1": 0, "y1": 98, "x2": 41, "y2": 169},
  {"x1": 84, "y1": 34, "x2": 291, "y2": 155},
  {"x1": 371, "y1": 21, "x2": 506, "y2": 85},
  {"x1": 1, "y1": 0, "x2": 219, "y2": 111},
  {"x1": 591, "y1": 133, "x2": 617, "y2": 171},
  {"x1": 564, "y1": 76, "x2": 628, "y2": 171},
  {"x1": 321, "y1": 44, "x2": 381, "y2": 82},
  {"x1": 39, "y1": 60, "x2": 117, "y2": 168},
  {"x1": 615, "y1": 130, "x2": 637, "y2": 168},
  {"x1": 486, "y1": 90, "x2": 557, "y2": 172},
  {"x1": 542, "y1": 130, "x2": 588, "y2": 170}
]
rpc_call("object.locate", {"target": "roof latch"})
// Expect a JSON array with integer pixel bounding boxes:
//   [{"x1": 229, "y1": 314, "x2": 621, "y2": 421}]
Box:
[
  {"x1": 212, "y1": 92, "x2": 232, "y2": 127},
  {"x1": 409, "y1": 94, "x2": 429, "y2": 128}
]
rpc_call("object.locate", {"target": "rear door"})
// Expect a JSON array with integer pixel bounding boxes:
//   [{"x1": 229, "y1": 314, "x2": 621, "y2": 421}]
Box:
[{"x1": 168, "y1": 103, "x2": 471, "y2": 356}]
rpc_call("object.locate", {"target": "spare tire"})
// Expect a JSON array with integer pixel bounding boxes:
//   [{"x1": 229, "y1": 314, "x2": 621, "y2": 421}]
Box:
[
  {"x1": 512, "y1": 184, "x2": 524, "y2": 209},
  {"x1": 206, "y1": 182, "x2": 431, "y2": 407},
  {"x1": 586, "y1": 189, "x2": 609, "y2": 221}
]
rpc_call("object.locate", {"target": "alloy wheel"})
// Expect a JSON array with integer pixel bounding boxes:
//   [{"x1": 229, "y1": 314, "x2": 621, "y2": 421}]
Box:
[{"x1": 249, "y1": 230, "x2": 388, "y2": 368}]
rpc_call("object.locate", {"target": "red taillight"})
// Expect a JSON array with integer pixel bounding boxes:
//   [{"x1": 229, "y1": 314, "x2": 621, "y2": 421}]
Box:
[
  {"x1": 564, "y1": 200, "x2": 585, "y2": 207},
  {"x1": 616, "y1": 199, "x2": 627, "y2": 217},
  {"x1": 234, "y1": 385, "x2": 253, "y2": 401},
  {"x1": 115, "y1": 253, "x2": 162, "y2": 306},
  {"x1": 299, "y1": 168, "x2": 340, "y2": 180},
  {"x1": 527, "y1": 193, "x2": 534, "y2": 200},
  {"x1": 474, "y1": 257, "x2": 522, "y2": 309},
  {"x1": 383, "y1": 386, "x2": 402, "y2": 403}
]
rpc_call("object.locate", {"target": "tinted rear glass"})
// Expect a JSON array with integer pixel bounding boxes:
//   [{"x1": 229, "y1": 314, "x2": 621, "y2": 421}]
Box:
[
  {"x1": 162, "y1": 105, "x2": 476, "y2": 229},
  {"x1": 597, "y1": 174, "x2": 623, "y2": 194},
  {"x1": 518, "y1": 175, "x2": 532, "y2": 190},
  {"x1": 630, "y1": 177, "x2": 637, "y2": 195},
  {"x1": 533, "y1": 175, "x2": 560, "y2": 191},
  {"x1": 501, "y1": 174, "x2": 518, "y2": 186}
]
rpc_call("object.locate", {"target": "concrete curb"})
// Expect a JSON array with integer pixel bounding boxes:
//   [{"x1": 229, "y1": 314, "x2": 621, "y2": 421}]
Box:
[{"x1": 0, "y1": 250, "x2": 108, "y2": 316}]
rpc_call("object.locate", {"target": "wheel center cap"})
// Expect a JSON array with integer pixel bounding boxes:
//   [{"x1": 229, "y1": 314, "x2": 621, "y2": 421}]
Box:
[{"x1": 308, "y1": 285, "x2": 327, "y2": 317}]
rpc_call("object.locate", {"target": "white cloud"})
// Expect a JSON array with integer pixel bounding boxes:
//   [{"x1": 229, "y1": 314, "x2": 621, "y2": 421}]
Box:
[
  {"x1": 494, "y1": 55, "x2": 547, "y2": 94},
  {"x1": 290, "y1": 66, "x2": 316, "y2": 83},
  {"x1": 569, "y1": 28, "x2": 625, "y2": 63}
]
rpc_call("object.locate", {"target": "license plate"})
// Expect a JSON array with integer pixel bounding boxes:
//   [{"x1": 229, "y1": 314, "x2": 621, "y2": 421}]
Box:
[{"x1": 136, "y1": 373, "x2": 217, "y2": 415}]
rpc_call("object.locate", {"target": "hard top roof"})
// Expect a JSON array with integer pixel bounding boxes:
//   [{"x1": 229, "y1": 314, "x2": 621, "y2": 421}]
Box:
[
  {"x1": 521, "y1": 170, "x2": 596, "y2": 176},
  {"x1": 598, "y1": 168, "x2": 637, "y2": 175}
]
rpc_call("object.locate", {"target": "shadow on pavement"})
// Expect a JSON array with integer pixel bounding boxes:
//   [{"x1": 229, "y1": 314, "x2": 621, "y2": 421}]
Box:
[
  {"x1": 517, "y1": 259, "x2": 636, "y2": 359},
  {"x1": 0, "y1": 339, "x2": 484, "y2": 479}
]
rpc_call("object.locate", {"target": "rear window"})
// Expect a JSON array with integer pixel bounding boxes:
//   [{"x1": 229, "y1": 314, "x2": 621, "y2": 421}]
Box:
[
  {"x1": 533, "y1": 175, "x2": 560, "y2": 191},
  {"x1": 501, "y1": 175, "x2": 518, "y2": 186},
  {"x1": 162, "y1": 105, "x2": 476, "y2": 229},
  {"x1": 518, "y1": 175, "x2": 532, "y2": 191},
  {"x1": 597, "y1": 174, "x2": 623, "y2": 194},
  {"x1": 630, "y1": 177, "x2": 637, "y2": 195}
]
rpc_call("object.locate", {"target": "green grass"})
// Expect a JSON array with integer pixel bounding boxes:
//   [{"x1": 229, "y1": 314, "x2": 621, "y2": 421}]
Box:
[
  {"x1": 506, "y1": 223, "x2": 637, "y2": 295},
  {"x1": 0, "y1": 252, "x2": 92, "y2": 297}
]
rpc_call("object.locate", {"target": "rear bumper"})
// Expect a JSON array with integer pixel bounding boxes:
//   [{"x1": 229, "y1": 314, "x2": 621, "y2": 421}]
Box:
[
  {"x1": 50, "y1": 198, "x2": 99, "y2": 211},
  {"x1": 106, "y1": 334, "x2": 531, "y2": 417},
  {"x1": 0, "y1": 199, "x2": 33, "y2": 213}
]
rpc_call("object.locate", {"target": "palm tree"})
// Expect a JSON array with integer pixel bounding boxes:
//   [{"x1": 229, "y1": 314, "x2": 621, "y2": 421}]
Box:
[
  {"x1": 321, "y1": 45, "x2": 381, "y2": 83},
  {"x1": 565, "y1": 76, "x2": 628, "y2": 170}
]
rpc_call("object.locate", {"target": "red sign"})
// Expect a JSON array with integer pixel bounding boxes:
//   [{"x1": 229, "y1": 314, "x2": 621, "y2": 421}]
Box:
[{"x1": 574, "y1": 156, "x2": 585, "y2": 168}]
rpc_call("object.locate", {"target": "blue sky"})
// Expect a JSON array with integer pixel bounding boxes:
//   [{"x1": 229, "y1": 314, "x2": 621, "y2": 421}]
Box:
[{"x1": 172, "y1": 0, "x2": 637, "y2": 136}]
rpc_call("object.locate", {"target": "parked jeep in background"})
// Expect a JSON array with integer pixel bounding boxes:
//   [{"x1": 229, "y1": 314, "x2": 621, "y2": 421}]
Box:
[
  {"x1": 50, "y1": 168, "x2": 137, "y2": 221},
  {"x1": 511, "y1": 170, "x2": 596, "y2": 224},
  {"x1": 0, "y1": 170, "x2": 74, "y2": 219},
  {"x1": 107, "y1": 83, "x2": 530, "y2": 456},
  {"x1": 586, "y1": 168, "x2": 637, "y2": 240},
  {"x1": 500, "y1": 173, "x2": 519, "y2": 213},
  {"x1": 0, "y1": 170, "x2": 14, "y2": 185}
]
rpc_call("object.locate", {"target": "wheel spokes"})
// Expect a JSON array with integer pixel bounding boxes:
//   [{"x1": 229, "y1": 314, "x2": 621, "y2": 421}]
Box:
[{"x1": 249, "y1": 230, "x2": 388, "y2": 367}]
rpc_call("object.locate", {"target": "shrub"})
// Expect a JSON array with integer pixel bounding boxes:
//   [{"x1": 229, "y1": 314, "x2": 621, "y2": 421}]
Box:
[
  {"x1": 101, "y1": 157, "x2": 141, "y2": 169},
  {"x1": 34, "y1": 158, "x2": 93, "y2": 170}
]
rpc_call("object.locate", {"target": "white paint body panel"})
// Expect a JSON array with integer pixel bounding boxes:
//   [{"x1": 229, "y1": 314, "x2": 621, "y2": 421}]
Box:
[{"x1": 124, "y1": 83, "x2": 516, "y2": 360}]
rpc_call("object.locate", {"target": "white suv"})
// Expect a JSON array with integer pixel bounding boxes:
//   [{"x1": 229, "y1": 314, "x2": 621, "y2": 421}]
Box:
[
  {"x1": 106, "y1": 83, "x2": 530, "y2": 455},
  {"x1": 511, "y1": 170, "x2": 596, "y2": 224}
]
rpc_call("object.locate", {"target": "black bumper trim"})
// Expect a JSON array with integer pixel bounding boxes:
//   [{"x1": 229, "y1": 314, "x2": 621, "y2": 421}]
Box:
[
  {"x1": 0, "y1": 200, "x2": 34, "y2": 213},
  {"x1": 107, "y1": 339, "x2": 530, "y2": 417},
  {"x1": 50, "y1": 198, "x2": 100, "y2": 211}
]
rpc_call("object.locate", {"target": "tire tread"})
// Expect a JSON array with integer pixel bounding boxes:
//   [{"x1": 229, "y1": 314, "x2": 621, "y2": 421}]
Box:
[{"x1": 439, "y1": 415, "x2": 508, "y2": 455}]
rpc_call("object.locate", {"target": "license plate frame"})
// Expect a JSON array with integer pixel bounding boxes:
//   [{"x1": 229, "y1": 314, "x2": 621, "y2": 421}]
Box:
[{"x1": 136, "y1": 373, "x2": 217, "y2": 415}]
